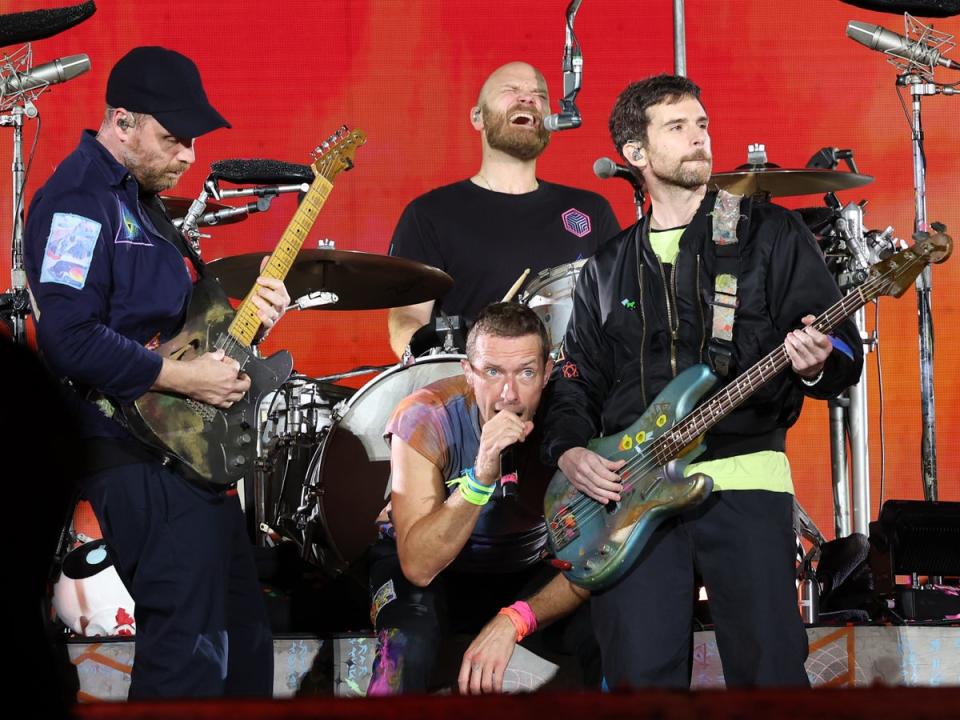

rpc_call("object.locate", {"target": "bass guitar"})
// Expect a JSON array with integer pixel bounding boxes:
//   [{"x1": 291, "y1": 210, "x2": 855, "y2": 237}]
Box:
[{"x1": 544, "y1": 228, "x2": 952, "y2": 590}]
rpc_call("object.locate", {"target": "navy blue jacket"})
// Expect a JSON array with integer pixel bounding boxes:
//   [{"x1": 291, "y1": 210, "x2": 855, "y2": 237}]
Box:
[{"x1": 24, "y1": 131, "x2": 193, "y2": 438}]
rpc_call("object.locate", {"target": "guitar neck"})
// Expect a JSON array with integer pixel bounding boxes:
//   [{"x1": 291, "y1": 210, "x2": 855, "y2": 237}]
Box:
[
  {"x1": 650, "y1": 275, "x2": 878, "y2": 464},
  {"x1": 226, "y1": 174, "x2": 334, "y2": 346}
]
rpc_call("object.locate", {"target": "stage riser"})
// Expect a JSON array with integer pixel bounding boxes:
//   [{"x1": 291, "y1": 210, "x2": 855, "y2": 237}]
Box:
[{"x1": 66, "y1": 626, "x2": 960, "y2": 700}]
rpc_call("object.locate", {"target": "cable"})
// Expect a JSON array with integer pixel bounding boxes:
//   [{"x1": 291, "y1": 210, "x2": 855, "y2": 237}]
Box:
[{"x1": 874, "y1": 300, "x2": 886, "y2": 515}]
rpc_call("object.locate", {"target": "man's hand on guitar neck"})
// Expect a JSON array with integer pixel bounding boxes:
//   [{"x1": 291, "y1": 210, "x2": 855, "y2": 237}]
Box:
[
  {"x1": 785, "y1": 314, "x2": 833, "y2": 380},
  {"x1": 558, "y1": 447, "x2": 625, "y2": 505},
  {"x1": 153, "y1": 350, "x2": 251, "y2": 409},
  {"x1": 251, "y1": 256, "x2": 291, "y2": 343}
]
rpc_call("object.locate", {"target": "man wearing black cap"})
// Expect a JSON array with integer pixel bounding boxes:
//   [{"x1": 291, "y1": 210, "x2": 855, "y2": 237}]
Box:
[{"x1": 24, "y1": 47, "x2": 287, "y2": 699}]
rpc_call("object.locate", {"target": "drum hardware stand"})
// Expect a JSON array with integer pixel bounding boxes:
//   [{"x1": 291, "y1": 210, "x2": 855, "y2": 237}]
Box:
[
  {"x1": 176, "y1": 176, "x2": 309, "y2": 257},
  {"x1": 795, "y1": 501, "x2": 826, "y2": 623},
  {"x1": 315, "y1": 365, "x2": 389, "y2": 385},
  {"x1": 805, "y1": 144, "x2": 904, "y2": 538},
  {"x1": 287, "y1": 238, "x2": 340, "y2": 310}
]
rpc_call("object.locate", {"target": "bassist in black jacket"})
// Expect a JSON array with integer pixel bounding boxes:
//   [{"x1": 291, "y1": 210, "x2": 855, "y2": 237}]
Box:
[{"x1": 541, "y1": 75, "x2": 862, "y2": 689}]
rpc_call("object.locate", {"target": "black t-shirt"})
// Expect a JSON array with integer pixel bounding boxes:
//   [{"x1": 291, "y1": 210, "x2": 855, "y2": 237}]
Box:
[{"x1": 389, "y1": 179, "x2": 620, "y2": 325}]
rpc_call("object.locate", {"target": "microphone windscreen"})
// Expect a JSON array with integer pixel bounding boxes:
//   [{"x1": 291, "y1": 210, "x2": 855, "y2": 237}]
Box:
[
  {"x1": 841, "y1": 0, "x2": 959, "y2": 18},
  {"x1": 0, "y1": 0, "x2": 96, "y2": 47},
  {"x1": 593, "y1": 157, "x2": 619, "y2": 180},
  {"x1": 210, "y1": 159, "x2": 315, "y2": 185}
]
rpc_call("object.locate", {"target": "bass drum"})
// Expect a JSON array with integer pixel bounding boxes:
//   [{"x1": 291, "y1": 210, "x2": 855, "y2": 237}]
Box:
[
  {"x1": 521, "y1": 259, "x2": 587, "y2": 357},
  {"x1": 303, "y1": 354, "x2": 465, "y2": 575}
]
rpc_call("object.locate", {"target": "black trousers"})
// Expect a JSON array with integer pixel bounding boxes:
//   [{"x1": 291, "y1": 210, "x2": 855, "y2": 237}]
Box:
[
  {"x1": 366, "y1": 538, "x2": 600, "y2": 694},
  {"x1": 592, "y1": 490, "x2": 809, "y2": 689},
  {"x1": 85, "y1": 462, "x2": 274, "y2": 699}
]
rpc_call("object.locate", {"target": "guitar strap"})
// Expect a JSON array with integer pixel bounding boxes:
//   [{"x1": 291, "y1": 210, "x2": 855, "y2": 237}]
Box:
[{"x1": 707, "y1": 190, "x2": 746, "y2": 378}]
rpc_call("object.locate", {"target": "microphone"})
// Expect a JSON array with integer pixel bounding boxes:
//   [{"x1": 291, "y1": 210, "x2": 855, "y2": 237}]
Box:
[
  {"x1": 593, "y1": 157, "x2": 641, "y2": 189},
  {"x1": 846, "y1": 20, "x2": 959, "y2": 70},
  {"x1": 500, "y1": 444, "x2": 519, "y2": 499},
  {"x1": 0, "y1": 54, "x2": 91, "y2": 95},
  {"x1": 544, "y1": 0, "x2": 584, "y2": 133},
  {"x1": 544, "y1": 112, "x2": 582, "y2": 132},
  {"x1": 210, "y1": 158, "x2": 315, "y2": 185}
]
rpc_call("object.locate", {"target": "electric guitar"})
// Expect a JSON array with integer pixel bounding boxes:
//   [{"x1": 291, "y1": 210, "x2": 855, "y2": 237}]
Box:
[
  {"x1": 544, "y1": 229, "x2": 952, "y2": 590},
  {"x1": 122, "y1": 126, "x2": 366, "y2": 486}
]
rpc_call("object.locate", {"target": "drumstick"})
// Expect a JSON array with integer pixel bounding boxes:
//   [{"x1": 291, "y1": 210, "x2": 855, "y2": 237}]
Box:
[{"x1": 501, "y1": 268, "x2": 531, "y2": 303}]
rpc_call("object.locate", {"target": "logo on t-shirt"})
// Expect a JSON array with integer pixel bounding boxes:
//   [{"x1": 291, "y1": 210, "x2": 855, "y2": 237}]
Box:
[{"x1": 561, "y1": 208, "x2": 591, "y2": 238}]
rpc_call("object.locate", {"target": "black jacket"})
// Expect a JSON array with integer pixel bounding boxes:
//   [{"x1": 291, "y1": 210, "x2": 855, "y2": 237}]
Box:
[{"x1": 542, "y1": 191, "x2": 863, "y2": 465}]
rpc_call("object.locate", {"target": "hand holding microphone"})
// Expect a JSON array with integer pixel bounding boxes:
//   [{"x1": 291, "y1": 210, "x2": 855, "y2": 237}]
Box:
[{"x1": 474, "y1": 383, "x2": 532, "y2": 495}]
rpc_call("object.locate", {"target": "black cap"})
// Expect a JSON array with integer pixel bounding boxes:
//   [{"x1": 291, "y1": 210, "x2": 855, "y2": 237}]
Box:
[{"x1": 106, "y1": 47, "x2": 230, "y2": 139}]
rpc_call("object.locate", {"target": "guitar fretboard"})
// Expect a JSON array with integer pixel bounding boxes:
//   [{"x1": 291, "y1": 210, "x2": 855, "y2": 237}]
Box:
[
  {"x1": 648, "y1": 249, "x2": 915, "y2": 465},
  {"x1": 227, "y1": 175, "x2": 334, "y2": 346}
]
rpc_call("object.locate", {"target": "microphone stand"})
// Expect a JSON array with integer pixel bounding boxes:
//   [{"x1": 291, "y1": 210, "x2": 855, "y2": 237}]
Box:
[
  {"x1": 1, "y1": 45, "x2": 41, "y2": 345},
  {"x1": 860, "y1": 13, "x2": 957, "y2": 505},
  {"x1": 895, "y1": 70, "x2": 954, "y2": 504}
]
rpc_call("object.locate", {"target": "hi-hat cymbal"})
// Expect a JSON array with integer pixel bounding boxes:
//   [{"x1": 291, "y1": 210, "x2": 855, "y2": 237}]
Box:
[
  {"x1": 709, "y1": 167, "x2": 873, "y2": 197},
  {"x1": 160, "y1": 196, "x2": 247, "y2": 227},
  {"x1": 206, "y1": 249, "x2": 453, "y2": 310}
]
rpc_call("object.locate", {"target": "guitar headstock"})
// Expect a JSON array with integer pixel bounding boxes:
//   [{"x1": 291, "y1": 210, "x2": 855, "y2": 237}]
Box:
[
  {"x1": 868, "y1": 225, "x2": 952, "y2": 299},
  {"x1": 310, "y1": 125, "x2": 367, "y2": 182}
]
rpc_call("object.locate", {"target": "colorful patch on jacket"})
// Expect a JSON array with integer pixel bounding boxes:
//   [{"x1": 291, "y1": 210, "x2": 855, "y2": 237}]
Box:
[
  {"x1": 116, "y1": 203, "x2": 151, "y2": 246},
  {"x1": 561, "y1": 208, "x2": 592, "y2": 238},
  {"x1": 39, "y1": 212, "x2": 101, "y2": 290}
]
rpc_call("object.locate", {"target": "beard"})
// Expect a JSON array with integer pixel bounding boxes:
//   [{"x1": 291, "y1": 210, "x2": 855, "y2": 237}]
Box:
[
  {"x1": 650, "y1": 150, "x2": 712, "y2": 190},
  {"x1": 481, "y1": 103, "x2": 550, "y2": 161},
  {"x1": 122, "y1": 148, "x2": 190, "y2": 193}
]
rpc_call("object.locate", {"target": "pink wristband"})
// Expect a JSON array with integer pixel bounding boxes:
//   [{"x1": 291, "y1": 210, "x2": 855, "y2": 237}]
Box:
[
  {"x1": 498, "y1": 607, "x2": 527, "y2": 642},
  {"x1": 510, "y1": 600, "x2": 538, "y2": 634}
]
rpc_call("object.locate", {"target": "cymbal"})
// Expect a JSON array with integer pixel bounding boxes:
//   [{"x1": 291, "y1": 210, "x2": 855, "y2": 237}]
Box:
[
  {"x1": 708, "y1": 167, "x2": 873, "y2": 197},
  {"x1": 160, "y1": 196, "x2": 247, "y2": 227},
  {"x1": 206, "y1": 249, "x2": 453, "y2": 310}
]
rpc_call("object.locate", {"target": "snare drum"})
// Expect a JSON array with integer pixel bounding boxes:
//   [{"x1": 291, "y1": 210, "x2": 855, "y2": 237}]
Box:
[
  {"x1": 521, "y1": 259, "x2": 586, "y2": 357},
  {"x1": 266, "y1": 355, "x2": 465, "y2": 576}
]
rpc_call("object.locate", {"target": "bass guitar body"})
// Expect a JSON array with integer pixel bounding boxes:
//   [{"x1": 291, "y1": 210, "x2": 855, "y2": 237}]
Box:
[{"x1": 544, "y1": 364, "x2": 719, "y2": 590}]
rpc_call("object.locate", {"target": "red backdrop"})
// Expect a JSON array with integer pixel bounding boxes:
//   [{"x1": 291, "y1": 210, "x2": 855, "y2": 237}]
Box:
[{"x1": 2, "y1": 0, "x2": 957, "y2": 537}]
